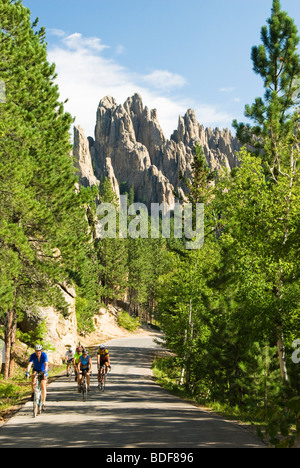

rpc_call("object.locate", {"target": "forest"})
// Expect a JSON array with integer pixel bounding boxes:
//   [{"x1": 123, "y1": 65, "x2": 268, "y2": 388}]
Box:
[{"x1": 0, "y1": 0, "x2": 299, "y2": 447}]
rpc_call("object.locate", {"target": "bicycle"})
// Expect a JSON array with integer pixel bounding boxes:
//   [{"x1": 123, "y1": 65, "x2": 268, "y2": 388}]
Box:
[
  {"x1": 67, "y1": 360, "x2": 75, "y2": 381},
  {"x1": 31, "y1": 372, "x2": 44, "y2": 418},
  {"x1": 80, "y1": 370, "x2": 89, "y2": 401},
  {"x1": 98, "y1": 364, "x2": 111, "y2": 392}
]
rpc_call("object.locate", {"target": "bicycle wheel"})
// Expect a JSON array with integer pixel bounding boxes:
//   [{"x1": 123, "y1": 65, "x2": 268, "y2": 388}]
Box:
[
  {"x1": 33, "y1": 389, "x2": 41, "y2": 418},
  {"x1": 98, "y1": 370, "x2": 106, "y2": 392},
  {"x1": 38, "y1": 394, "x2": 43, "y2": 414},
  {"x1": 82, "y1": 378, "x2": 87, "y2": 401}
]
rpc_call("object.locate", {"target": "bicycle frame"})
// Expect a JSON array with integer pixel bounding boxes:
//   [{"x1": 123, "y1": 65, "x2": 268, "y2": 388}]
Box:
[
  {"x1": 98, "y1": 364, "x2": 108, "y2": 392},
  {"x1": 80, "y1": 370, "x2": 89, "y2": 401},
  {"x1": 67, "y1": 360, "x2": 75, "y2": 380},
  {"x1": 32, "y1": 372, "x2": 43, "y2": 418}
]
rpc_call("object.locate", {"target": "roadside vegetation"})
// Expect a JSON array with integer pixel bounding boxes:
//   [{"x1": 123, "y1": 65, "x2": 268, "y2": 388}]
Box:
[
  {"x1": 152, "y1": 355, "x2": 300, "y2": 448},
  {"x1": 117, "y1": 311, "x2": 140, "y2": 332}
]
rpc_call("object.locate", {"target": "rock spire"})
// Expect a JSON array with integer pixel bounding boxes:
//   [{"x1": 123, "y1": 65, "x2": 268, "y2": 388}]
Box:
[{"x1": 74, "y1": 93, "x2": 241, "y2": 207}]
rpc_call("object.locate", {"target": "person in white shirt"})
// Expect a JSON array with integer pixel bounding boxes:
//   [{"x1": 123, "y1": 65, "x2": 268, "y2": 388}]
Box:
[{"x1": 65, "y1": 347, "x2": 75, "y2": 377}]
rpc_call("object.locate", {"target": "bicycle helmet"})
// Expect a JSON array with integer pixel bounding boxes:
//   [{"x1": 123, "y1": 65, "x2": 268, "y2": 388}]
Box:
[
  {"x1": 99, "y1": 344, "x2": 105, "y2": 349},
  {"x1": 35, "y1": 344, "x2": 43, "y2": 351}
]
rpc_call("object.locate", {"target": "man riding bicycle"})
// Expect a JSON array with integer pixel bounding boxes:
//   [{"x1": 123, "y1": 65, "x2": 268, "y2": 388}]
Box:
[
  {"x1": 65, "y1": 346, "x2": 75, "y2": 377},
  {"x1": 77, "y1": 349, "x2": 92, "y2": 393},
  {"x1": 97, "y1": 344, "x2": 111, "y2": 386},
  {"x1": 26, "y1": 344, "x2": 49, "y2": 412}
]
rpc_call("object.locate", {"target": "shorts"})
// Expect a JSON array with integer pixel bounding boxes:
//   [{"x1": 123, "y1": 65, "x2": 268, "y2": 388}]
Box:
[
  {"x1": 33, "y1": 371, "x2": 46, "y2": 380},
  {"x1": 100, "y1": 357, "x2": 108, "y2": 365}
]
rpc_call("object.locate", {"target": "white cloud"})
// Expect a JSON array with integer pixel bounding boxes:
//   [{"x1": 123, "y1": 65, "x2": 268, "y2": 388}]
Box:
[
  {"x1": 62, "y1": 33, "x2": 109, "y2": 53},
  {"x1": 142, "y1": 70, "x2": 187, "y2": 91},
  {"x1": 194, "y1": 104, "x2": 233, "y2": 128},
  {"x1": 47, "y1": 28, "x2": 66, "y2": 38},
  {"x1": 48, "y1": 32, "x2": 232, "y2": 138}
]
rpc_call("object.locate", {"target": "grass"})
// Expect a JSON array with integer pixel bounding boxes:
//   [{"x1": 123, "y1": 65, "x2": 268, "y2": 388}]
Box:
[{"x1": 0, "y1": 379, "x2": 30, "y2": 421}]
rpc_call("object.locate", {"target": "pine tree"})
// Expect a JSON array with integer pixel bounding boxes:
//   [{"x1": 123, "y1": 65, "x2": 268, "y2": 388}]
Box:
[
  {"x1": 127, "y1": 236, "x2": 152, "y2": 313},
  {"x1": 178, "y1": 143, "x2": 216, "y2": 205},
  {"x1": 96, "y1": 178, "x2": 128, "y2": 304},
  {"x1": 0, "y1": 1, "x2": 92, "y2": 378},
  {"x1": 233, "y1": 0, "x2": 300, "y2": 173},
  {"x1": 231, "y1": 0, "x2": 300, "y2": 384}
]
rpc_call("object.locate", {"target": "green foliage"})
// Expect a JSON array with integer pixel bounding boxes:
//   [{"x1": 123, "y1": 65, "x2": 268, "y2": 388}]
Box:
[
  {"x1": 176, "y1": 143, "x2": 216, "y2": 205},
  {"x1": 257, "y1": 396, "x2": 300, "y2": 447},
  {"x1": 117, "y1": 311, "x2": 140, "y2": 331},
  {"x1": 0, "y1": 0, "x2": 98, "y2": 377},
  {"x1": 155, "y1": 2, "x2": 300, "y2": 437},
  {"x1": 0, "y1": 382, "x2": 21, "y2": 399},
  {"x1": 75, "y1": 295, "x2": 95, "y2": 336},
  {"x1": 0, "y1": 380, "x2": 29, "y2": 416},
  {"x1": 152, "y1": 356, "x2": 183, "y2": 394},
  {"x1": 96, "y1": 177, "x2": 128, "y2": 303},
  {"x1": 236, "y1": 343, "x2": 282, "y2": 408},
  {"x1": 233, "y1": 0, "x2": 300, "y2": 163},
  {"x1": 96, "y1": 177, "x2": 169, "y2": 319},
  {"x1": 214, "y1": 150, "x2": 300, "y2": 342},
  {"x1": 17, "y1": 318, "x2": 48, "y2": 349},
  {"x1": 158, "y1": 144, "x2": 299, "y2": 409}
]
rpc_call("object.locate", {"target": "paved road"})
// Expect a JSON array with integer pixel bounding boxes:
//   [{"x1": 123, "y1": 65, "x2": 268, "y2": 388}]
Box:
[{"x1": 0, "y1": 334, "x2": 266, "y2": 448}]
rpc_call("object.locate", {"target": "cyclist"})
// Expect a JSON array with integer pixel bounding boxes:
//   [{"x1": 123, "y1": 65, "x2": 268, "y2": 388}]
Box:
[
  {"x1": 73, "y1": 346, "x2": 82, "y2": 381},
  {"x1": 25, "y1": 344, "x2": 49, "y2": 412},
  {"x1": 65, "y1": 346, "x2": 75, "y2": 377},
  {"x1": 77, "y1": 349, "x2": 92, "y2": 393},
  {"x1": 97, "y1": 344, "x2": 111, "y2": 386}
]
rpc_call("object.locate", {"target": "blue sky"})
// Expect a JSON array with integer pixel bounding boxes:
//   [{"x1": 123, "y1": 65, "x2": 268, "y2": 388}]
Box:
[{"x1": 23, "y1": 0, "x2": 300, "y2": 139}]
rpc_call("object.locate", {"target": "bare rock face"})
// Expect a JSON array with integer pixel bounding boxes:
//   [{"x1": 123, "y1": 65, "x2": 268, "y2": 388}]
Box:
[
  {"x1": 73, "y1": 125, "x2": 100, "y2": 188},
  {"x1": 73, "y1": 93, "x2": 241, "y2": 207},
  {"x1": 171, "y1": 109, "x2": 241, "y2": 173},
  {"x1": 19, "y1": 284, "x2": 78, "y2": 365}
]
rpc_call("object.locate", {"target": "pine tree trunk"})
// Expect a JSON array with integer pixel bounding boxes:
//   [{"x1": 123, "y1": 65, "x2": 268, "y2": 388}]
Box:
[
  {"x1": 277, "y1": 331, "x2": 289, "y2": 383},
  {"x1": 3, "y1": 308, "x2": 15, "y2": 380},
  {"x1": 9, "y1": 319, "x2": 17, "y2": 378},
  {"x1": 3, "y1": 281, "x2": 18, "y2": 381}
]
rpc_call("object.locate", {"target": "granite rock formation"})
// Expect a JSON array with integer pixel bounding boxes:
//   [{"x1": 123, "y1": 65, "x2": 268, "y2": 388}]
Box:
[{"x1": 74, "y1": 93, "x2": 241, "y2": 207}]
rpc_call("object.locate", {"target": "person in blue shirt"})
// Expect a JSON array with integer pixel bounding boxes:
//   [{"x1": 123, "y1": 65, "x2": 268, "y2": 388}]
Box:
[
  {"x1": 77, "y1": 349, "x2": 92, "y2": 393},
  {"x1": 26, "y1": 344, "x2": 49, "y2": 411}
]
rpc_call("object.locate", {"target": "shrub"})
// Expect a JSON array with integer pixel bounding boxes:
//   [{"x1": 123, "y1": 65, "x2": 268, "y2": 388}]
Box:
[{"x1": 117, "y1": 311, "x2": 140, "y2": 331}]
